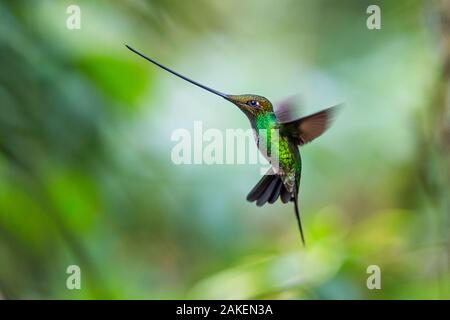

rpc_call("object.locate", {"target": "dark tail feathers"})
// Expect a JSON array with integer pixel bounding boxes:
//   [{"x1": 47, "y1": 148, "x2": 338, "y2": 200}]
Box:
[
  {"x1": 247, "y1": 174, "x2": 305, "y2": 245},
  {"x1": 246, "y1": 173, "x2": 291, "y2": 206}
]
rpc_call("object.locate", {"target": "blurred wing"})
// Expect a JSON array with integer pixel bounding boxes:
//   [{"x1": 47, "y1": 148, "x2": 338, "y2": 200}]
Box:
[
  {"x1": 275, "y1": 95, "x2": 302, "y2": 123},
  {"x1": 281, "y1": 105, "x2": 340, "y2": 145}
]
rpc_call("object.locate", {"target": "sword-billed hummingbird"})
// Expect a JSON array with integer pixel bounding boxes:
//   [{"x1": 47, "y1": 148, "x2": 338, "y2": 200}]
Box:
[{"x1": 126, "y1": 45, "x2": 338, "y2": 245}]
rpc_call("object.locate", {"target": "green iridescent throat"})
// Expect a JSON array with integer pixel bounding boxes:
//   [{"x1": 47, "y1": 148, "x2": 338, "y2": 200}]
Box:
[{"x1": 254, "y1": 113, "x2": 301, "y2": 173}]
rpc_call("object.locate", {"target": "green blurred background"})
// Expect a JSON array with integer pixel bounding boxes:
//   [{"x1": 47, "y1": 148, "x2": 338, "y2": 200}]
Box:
[{"x1": 0, "y1": 0, "x2": 449, "y2": 299}]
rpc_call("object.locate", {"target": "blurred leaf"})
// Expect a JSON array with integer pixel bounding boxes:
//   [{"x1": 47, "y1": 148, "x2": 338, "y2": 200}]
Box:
[{"x1": 77, "y1": 54, "x2": 151, "y2": 108}]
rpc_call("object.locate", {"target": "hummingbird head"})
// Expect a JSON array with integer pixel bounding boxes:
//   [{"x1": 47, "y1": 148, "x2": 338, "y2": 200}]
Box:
[{"x1": 226, "y1": 94, "x2": 274, "y2": 116}]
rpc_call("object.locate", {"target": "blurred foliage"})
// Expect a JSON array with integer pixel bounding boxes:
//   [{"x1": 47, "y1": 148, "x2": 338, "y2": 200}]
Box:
[{"x1": 0, "y1": 0, "x2": 449, "y2": 299}]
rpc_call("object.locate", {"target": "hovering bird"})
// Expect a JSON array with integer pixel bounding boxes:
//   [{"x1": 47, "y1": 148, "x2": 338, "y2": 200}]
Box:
[{"x1": 126, "y1": 45, "x2": 338, "y2": 245}]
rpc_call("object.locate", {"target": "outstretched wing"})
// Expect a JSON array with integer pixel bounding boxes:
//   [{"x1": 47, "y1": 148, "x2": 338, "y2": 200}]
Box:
[{"x1": 280, "y1": 104, "x2": 340, "y2": 146}]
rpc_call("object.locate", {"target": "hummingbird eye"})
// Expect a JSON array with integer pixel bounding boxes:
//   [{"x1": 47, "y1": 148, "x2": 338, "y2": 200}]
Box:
[{"x1": 248, "y1": 100, "x2": 258, "y2": 107}]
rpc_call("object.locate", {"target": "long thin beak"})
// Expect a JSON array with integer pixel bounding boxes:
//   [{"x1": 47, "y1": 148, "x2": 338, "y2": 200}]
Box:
[{"x1": 126, "y1": 45, "x2": 230, "y2": 101}]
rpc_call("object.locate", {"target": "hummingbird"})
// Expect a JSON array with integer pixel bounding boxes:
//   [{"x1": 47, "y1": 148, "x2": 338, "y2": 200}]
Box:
[{"x1": 126, "y1": 45, "x2": 338, "y2": 245}]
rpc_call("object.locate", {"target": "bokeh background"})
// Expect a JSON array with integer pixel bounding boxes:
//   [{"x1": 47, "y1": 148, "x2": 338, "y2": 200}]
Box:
[{"x1": 0, "y1": 0, "x2": 449, "y2": 299}]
